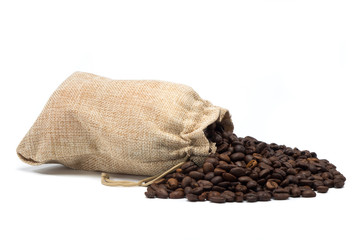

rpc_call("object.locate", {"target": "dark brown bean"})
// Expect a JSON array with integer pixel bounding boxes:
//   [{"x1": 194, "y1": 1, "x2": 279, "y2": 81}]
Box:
[
  {"x1": 273, "y1": 193, "x2": 289, "y2": 200},
  {"x1": 245, "y1": 193, "x2": 258, "y2": 202},
  {"x1": 155, "y1": 188, "x2": 169, "y2": 199},
  {"x1": 257, "y1": 191, "x2": 271, "y2": 201},
  {"x1": 167, "y1": 178, "x2": 178, "y2": 190},
  {"x1": 230, "y1": 152, "x2": 245, "y2": 161},
  {"x1": 186, "y1": 193, "x2": 199, "y2": 202},
  {"x1": 203, "y1": 162, "x2": 214, "y2": 174},
  {"x1": 266, "y1": 180, "x2": 278, "y2": 190},
  {"x1": 209, "y1": 196, "x2": 226, "y2": 203},
  {"x1": 222, "y1": 172, "x2": 237, "y2": 182},
  {"x1": 181, "y1": 176, "x2": 192, "y2": 188},
  {"x1": 316, "y1": 186, "x2": 329, "y2": 193},
  {"x1": 189, "y1": 171, "x2": 204, "y2": 180},
  {"x1": 169, "y1": 190, "x2": 185, "y2": 199},
  {"x1": 302, "y1": 189, "x2": 316, "y2": 198}
]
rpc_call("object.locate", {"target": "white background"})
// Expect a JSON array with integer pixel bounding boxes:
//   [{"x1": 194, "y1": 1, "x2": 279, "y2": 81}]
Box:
[{"x1": 1, "y1": 1, "x2": 359, "y2": 240}]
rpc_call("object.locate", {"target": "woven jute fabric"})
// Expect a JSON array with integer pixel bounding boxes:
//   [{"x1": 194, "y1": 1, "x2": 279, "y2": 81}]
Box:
[{"x1": 17, "y1": 72, "x2": 233, "y2": 176}]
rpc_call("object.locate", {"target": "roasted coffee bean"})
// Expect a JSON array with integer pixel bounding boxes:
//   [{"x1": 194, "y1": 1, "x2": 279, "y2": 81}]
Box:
[
  {"x1": 169, "y1": 190, "x2": 185, "y2": 199},
  {"x1": 238, "y1": 176, "x2": 253, "y2": 183},
  {"x1": 198, "y1": 192, "x2": 208, "y2": 201},
  {"x1": 246, "y1": 180, "x2": 257, "y2": 189},
  {"x1": 257, "y1": 191, "x2": 271, "y2": 201},
  {"x1": 214, "y1": 167, "x2": 226, "y2": 176},
  {"x1": 256, "y1": 142, "x2": 267, "y2": 153},
  {"x1": 259, "y1": 169, "x2": 271, "y2": 178},
  {"x1": 211, "y1": 176, "x2": 223, "y2": 185},
  {"x1": 167, "y1": 178, "x2": 179, "y2": 190},
  {"x1": 245, "y1": 192, "x2": 258, "y2": 202},
  {"x1": 203, "y1": 162, "x2": 214, "y2": 174},
  {"x1": 234, "y1": 144, "x2": 246, "y2": 153},
  {"x1": 291, "y1": 187, "x2": 301, "y2": 197},
  {"x1": 229, "y1": 167, "x2": 246, "y2": 177},
  {"x1": 208, "y1": 191, "x2": 221, "y2": 198},
  {"x1": 266, "y1": 180, "x2": 278, "y2": 190},
  {"x1": 334, "y1": 179, "x2": 345, "y2": 188},
  {"x1": 302, "y1": 189, "x2": 316, "y2": 198},
  {"x1": 212, "y1": 186, "x2": 226, "y2": 192},
  {"x1": 189, "y1": 171, "x2": 204, "y2": 180},
  {"x1": 209, "y1": 196, "x2": 226, "y2": 203},
  {"x1": 316, "y1": 186, "x2": 329, "y2": 193},
  {"x1": 230, "y1": 152, "x2": 245, "y2": 161},
  {"x1": 186, "y1": 193, "x2": 199, "y2": 202},
  {"x1": 222, "y1": 172, "x2": 237, "y2": 182},
  {"x1": 191, "y1": 186, "x2": 204, "y2": 195},
  {"x1": 155, "y1": 188, "x2": 169, "y2": 199},
  {"x1": 145, "y1": 186, "x2": 156, "y2": 198},
  {"x1": 219, "y1": 153, "x2": 231, "y2": 163},
  {"x1": 323, "y1": 179, "x2": 334, "y2": 187},
  {"x1": 221, "y1": 190, "x2": 236, "y2": 202},
  {"x1": 273, "y1": 193, "x2": 289, "y2": 200},
  {"x1": 181, "y1": 176, "x2": 192, "y2": 188},
  {"x1": 181, "y1": 161, "x2": 197, "y2": 173},
  {"x1": 205, "y1": 157, "x2": 219, "y2": 166},
  {"x1": 204, "y1": 172, "x2": 215, "y2": 180},
  {"x1": 184, "y1": 186, "x2": 192, "y2": 195},
  {"x1": 198, "y1": 180, "x2": 213, "y2": 190}
]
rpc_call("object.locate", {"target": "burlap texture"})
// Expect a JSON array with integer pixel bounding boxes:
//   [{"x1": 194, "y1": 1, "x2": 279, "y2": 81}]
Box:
[{"x1": 17, "y1": 72, "x2": 233, "y2": 176}]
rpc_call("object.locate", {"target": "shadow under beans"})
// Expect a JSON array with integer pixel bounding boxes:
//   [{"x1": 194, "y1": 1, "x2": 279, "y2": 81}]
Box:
[{"x1": 18, "y1": 164, "x2": 145, "y2": 182}]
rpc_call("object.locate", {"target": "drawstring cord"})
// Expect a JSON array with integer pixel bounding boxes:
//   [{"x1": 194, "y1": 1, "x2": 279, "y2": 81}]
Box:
[{"x1": 101, "y1": 161, "x2": 185, "y2": 187}]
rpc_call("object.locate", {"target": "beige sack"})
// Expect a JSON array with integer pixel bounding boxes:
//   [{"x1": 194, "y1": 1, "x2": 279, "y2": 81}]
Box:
[{"x1": 17, "y1": 72, "x2": 233, "y2": 177}]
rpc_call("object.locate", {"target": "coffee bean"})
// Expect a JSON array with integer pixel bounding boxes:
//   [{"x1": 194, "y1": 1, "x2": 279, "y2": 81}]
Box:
[
  {"x1": 184, "y1": 186, "x2": 192, "y2": 195},
  {"x1": 204, "y1": 172, "x2": 215, "y2": 180},
  {"x1": 212, "y1": 186, "x2": 226, "y2": 192},
  {"x1": 302, "y1": 189, "x2": 316, "y2": 198},
  {"x1": 238, "y1": 176, "x2": 252, "y2": 183},
  {"x1": 245, "y1": 193, "x2": 258, "y2": 202},
  {"x1": 259, "y1": 169, "x2": 271, "y2": 178},
  {"x1": 145, "y1": 186, "x2": 156, "y2": 198},
  {"x1": 222, "y1": 172, "x2": 237, "y2": 182},
  {"x1": 246, "y1": 180, "x2": 257, "y2": 189},
  {"x1": 169, "y1": 190, "x2": 185, "y2": 199},
  {"x1": 228, "y1": 167, "x2": 246, "y2": 177},
  {"x1": 290, "y1": 187, "x2": 301, "y2": 197},
  {"x1": 266, "y1": 180, "x2": 278, "y2": 190},
  {"x1": 234, "y1": 144, "x2": 246, "y2": 153},
  {"x1": 181, "y1": 176, "x2": 192, "y2": 188},
  {"x1": 155, "y1": 188, "x2": 169, "y2": 199},
  {"x1": 257, "y1": 191, "x2": 271, "y2": 201},
  {"x1": 316, "y1": 186, "x2": 329, "y2": 193},
  {"x1": 209, "y1": 196, "x2": 226, "y2": 203},
  {"x1": 334, "y1": 178, "x2": 344, "y2": 188},
  {"x1": 186, "y1": 193, "x2": 199, "y2": 202},
  {"x1": 214, "y1": 167, "x2": 226, "y2": 176},
  {"x1": 167, "y1": 178, "x2": 178, "y2": 190},
  {"x1": 189, "y1": 171, "x2": 204, "y2": 180},
  {"x1": 211, "y1": 176, "x2": 223, "y2": 185},
  {"x1": 230, "y1": 152, "x2": 245, "y2": 161},
  {"x1": 273, "y1": 193, "x2": 289, "y2": 200},
  {"x1": 208, "y1": 191, "x2": 221, "y2": 198},
  {"x1": 197, "y1": 180, "x2": 213, "y2": 190},
  {"x1": 219, "y1": 153, "x2": 231, "y2": 163},
  {"x1": 198, "y1": 192, "x2": 208, "y2": 201},
  {"x1": 205, "y1": 157, "x2": 219, "y2": 166},
  {"x1": 221, "y1": 190, "x2": 236, "y2": 202}
]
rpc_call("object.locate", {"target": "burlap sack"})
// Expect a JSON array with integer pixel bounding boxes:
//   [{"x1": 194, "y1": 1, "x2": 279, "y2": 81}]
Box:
[{"x1": 17, "y1": 72, "x2": 233, "y2": 178}]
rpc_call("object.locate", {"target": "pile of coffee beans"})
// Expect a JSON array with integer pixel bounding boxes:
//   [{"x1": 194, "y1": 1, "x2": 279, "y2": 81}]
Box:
[{"x1": 145, "y1": 122, "x2": 346, "y2": 203}]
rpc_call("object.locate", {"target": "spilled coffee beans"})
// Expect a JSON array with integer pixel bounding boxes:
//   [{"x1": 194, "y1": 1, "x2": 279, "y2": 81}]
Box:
[{"x1": 145, "y1": 122, "x2": 346, "y2": 203}]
